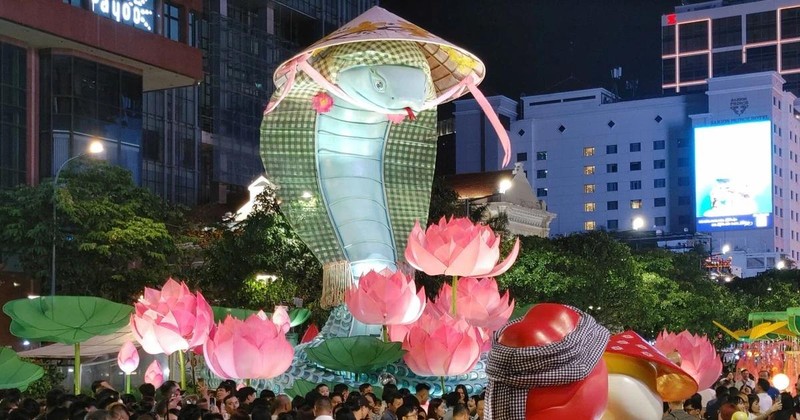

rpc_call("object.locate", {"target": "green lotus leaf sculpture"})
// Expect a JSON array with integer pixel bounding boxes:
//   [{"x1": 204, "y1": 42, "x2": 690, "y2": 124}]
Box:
[
  {"x1": 211, "y1": 306, "x2": 258, "y2": 322},
  {"x1": 305, "y1": 336, "x2": 405, "y2": 374},
  {"x1": 289, "y1": 308, "x2": 311, "y2": 327},
  {"x1": 3, "y1": 296, "x2": 132, "y2": 344},
  {"x1": 0, "y1": 348, "x2": 44, "y2": 391}
]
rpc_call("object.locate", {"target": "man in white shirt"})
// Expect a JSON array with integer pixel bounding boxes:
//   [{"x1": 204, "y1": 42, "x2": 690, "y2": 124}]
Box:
[
  {"x1": 314, "y1": 397, "x2": 334, "y2": 420},
  {"x1": 756, "y1": 378, "x2": 774, "y2": 413}
]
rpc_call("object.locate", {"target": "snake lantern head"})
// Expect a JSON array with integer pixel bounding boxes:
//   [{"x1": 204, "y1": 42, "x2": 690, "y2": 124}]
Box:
[{"x1": 336, "y1": 65, "x2": 428, "y2": 114}]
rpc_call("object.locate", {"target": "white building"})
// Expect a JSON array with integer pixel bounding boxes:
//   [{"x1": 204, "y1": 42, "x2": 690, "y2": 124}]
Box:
[{"x1": 454, "y1": 70, "x2": 800, "y2": 273}]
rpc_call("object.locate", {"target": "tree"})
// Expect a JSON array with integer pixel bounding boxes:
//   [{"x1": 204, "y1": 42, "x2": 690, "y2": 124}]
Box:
[
  {"x1": 194, "y1": 185, "x2": 322, "y2": 312},
  {"x1": 0, "y1": 162, "x2": 180, "y2": 302}
]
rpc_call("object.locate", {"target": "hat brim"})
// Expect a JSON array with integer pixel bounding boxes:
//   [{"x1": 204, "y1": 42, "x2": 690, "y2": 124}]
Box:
[{"x1": 273, "y1": 6, "x2": 485, "y2": 102}]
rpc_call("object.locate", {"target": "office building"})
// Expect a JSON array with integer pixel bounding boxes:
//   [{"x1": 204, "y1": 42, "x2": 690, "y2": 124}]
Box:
[
  {"x1": 662, "y1": 0, "x2": 800, "y2": 95},
  {"x1": 0, "y1": 0, "x2": 202, "y2": 191},
  {"x1": 197, "y1": 0, "x2": 378, "y2": 204}
]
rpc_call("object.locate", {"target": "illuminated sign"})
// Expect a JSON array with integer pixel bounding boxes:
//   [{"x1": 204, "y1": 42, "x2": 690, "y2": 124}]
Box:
[
  {"x1": 667, "y1": 14, "x2": 677, "y2": 25},
  {"x1": 694, "y1": 120, "x2": 772, "y2": 232},
  {"x1": 91, "y1": 0, "x2": 154, "y2": 32}
]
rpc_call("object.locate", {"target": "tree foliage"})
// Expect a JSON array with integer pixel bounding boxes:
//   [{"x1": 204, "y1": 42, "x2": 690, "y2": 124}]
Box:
[
  {"x1": 0, "y1": 162, "x2": 180, "y2": 302},
  {"x1": 194, "y1": 185, "x2": 322, "y2": 313}
]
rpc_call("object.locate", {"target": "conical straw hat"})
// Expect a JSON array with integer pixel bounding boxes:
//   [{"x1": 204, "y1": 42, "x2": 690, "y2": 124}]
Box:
[{"x1": 273, "y1": 6, "x2": 486, "y2": 101}]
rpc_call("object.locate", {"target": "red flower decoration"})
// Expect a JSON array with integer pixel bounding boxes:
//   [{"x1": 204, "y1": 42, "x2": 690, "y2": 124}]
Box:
[{"x1": 312, "y1": 92, "x2": 334, "y2": 113}]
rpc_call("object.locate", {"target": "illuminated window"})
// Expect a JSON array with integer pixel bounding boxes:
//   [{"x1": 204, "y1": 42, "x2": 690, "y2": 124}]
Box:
[
  {"x1": 583, "y1": 147, "x2": 595, "y2": 157},
  {"x1": 536, "y1": 169, "x2": 547, "y2": 179},
  {"x1": 584, "y1": 184, "x2": 596, "y2": 193},
  {"x1": 584, "y1": 165, "x2": 595, "y2": 175},
  {"x1": 631, "y1": 199, "x2": 643, "y2": 209},
  {"x1": 584, "y1": 202, "x2": 596, "y2": 212},
  {"x1": 584, "y1": 221, "x2": 596, "y2": 231}
]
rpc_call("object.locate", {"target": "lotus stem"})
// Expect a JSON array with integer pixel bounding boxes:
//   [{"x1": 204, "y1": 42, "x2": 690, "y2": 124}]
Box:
[
  {"x1": 451, "y1": 275, "x2": 458, "y2": 316},
  {"x1": 74, "y1": 343, "x2": 81, "y2": 395},
  {"x1": 178, "y1": 350, "x2": 186, "y2": 390},
  {"x1": 440, "y1": 376, "x2": 446, "y2": 396},
  {"x1": 125, "y1": 374, "x2": 130, "y2": 394},
  {"x1": 245, "y1": 378, "x2": 251, "y2": 387},
  {"x1": 382, "y1": 325, "x2": 389, "y2": 343}
]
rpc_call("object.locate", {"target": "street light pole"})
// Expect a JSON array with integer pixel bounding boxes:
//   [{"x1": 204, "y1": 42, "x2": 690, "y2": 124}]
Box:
[{"x1": 51, "y1": 141, "x2": 104, "y2": 297}]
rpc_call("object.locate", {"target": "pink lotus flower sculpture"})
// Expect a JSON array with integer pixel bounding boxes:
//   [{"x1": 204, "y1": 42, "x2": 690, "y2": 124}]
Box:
[
  {"x1": 405, "y1": 217, "x2": 520, "y2": 277},
  {"x1": 402, "y1": 310, "x2": 482, "y2": 377},
  {"x1": 203, "y1": 311, "x2": 294, "y2": 379},
  {"x1": 116, "y1": 341, "x2": 140, "y2": 374},
  {"x1": 131, "y1": 278, "x2": 214, "y2": 355},
  {"x1": 272, "y1": 306, "x2": 291, "y2": 334},
  {"x1": 654, "y1": 330, "x2": 722, "y2": 390},
  {"x1": 144, "y1": 360, "x2": 164, "y2": 388},
  {"x1": 431, "y1": 277, "x2": 514, "y2": 331},
  {"x1": 346, "y1": 269, "x2": 425, "y2": 326}
]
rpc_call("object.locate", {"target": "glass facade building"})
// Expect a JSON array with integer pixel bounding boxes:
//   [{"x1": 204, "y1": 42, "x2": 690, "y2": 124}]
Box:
[
  {"x1": 662, "y1": 0, "x2": 800, "y2": 95},
  {"x1": 198, "y1": 0, "x2": 378, "y2": 204},
  {"x1": 0, "y1": 43, "x2": 26, "y2": 189}
]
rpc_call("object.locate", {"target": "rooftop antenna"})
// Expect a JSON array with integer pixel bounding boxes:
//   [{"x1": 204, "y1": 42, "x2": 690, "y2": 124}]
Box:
[{"x1": 611, "y1": 66, "x2": 622, "y2": 97}]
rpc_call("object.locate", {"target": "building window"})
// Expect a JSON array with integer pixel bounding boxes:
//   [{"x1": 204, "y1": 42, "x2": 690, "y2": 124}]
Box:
[
  {"x1": 654, "y1": 216, "x2": 667, "y2": 226},
  {"x1": 584, "y1": 202, "x2": 596, "y2": 212},
  {"x1": 679, "y1": 20, "x2": 709, "y2": 53},
  {"x1": 188, "y1": 11, "x2": 197, "y2": 46},
  {"x1": 584, "y1": 184, "x2": 596, "y2": 193},
  {"x1": 653, "y1": 140, "x2": 665, "y2": 150},
  {"x1": 536, "y1": 151, "x2": 547, "y2": 161},
  {"x1": 713, "y1": 15, "x2": 742, "y2": 48},
  {"x1": 607, "y1": 201, "x2": 618, "y2": 210},
  {"x1": 782, "y1": 7, "x2": 800, "y2": 39},
  {"x1": 746, "y1": 45, "x2": 777, "y2": 72},
  {"x1": 663, "y1": 24, "x2": 676, "y2": 55},
  {"x1": 713, "y1": 50, "x2": 743, "y2": 76},
  {"x1": 517, "y1": 152, "x2": 528, "y2": 162},
  {"x1": 631, "y1": 199, "x2": 643, "y2": 209},
  {"x1": 654, "y1": 159, "x2": 666, "y2": 169},
  {"x1": 499, "y1": 114, "x2": 511, "y2": 130},
  {"x1": 747, "y1": 11, "x2": 777, "y2": 44},
  {"x1": 606, "y1": 163, "x2": 618, "y2": 173},
  {"x1": 584, "y1": 221, "x2": 596, "y2": 231},
  {"x1": 607, "y1": 182, "x2": 618, "y2": 192},
  {"x1": 606, "y1": 144, "x2": 618, "y2": 154},
  {"x1": 536, "y1": 169, "x2": 547, "y2": 179},
  {"x1": 630, "y1": 162, "x2": 641, "y2": 171},
  {"x1": 630, "y1": 142, "x2": 641, "y2": 152},
  {"x1": 163, "y1": 2, "x2": 181, "y2": 41},
  {"x1": 536, "y1": 188, "x2": 548, "y2": 197},
  {"x1": 630, "y1": 180, "x2": 642, "y2": 190},
  {"x1": 583, "y1": 147, "x2": 595, "y2": 157},
  {"x1": 680, "y1": 54, "x2": 710, "y2": 82},
  {"x1": 584, "y1": 165, "x2": 595, "y2": 175},
  {"x1": 654, "y1": 178, "x2": 666, "y2": 188},
  {"x1": 607, "y1": 219, "x2": 619, "y2": 230},
  {"x1": 654, "y1": 197, "x2": 666, "y2": 207}
]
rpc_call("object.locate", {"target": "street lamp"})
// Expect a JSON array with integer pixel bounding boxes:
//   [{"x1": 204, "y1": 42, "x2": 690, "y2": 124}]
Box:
[
  {"x1": 51, "y1": 140, "x2": 104, "y2": 296},
  {"x1": 631, "y1": 216, "x2": 645, "y2": 230}
]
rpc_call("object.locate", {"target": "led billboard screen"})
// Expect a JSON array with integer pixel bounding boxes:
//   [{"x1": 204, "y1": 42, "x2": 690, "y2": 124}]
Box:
[
  {"x1": 91, "y1": 0, "x2": 154, "y2": 32},
  {"x1": 695, "y1": 120, "x2": 772, "y2": 232}
]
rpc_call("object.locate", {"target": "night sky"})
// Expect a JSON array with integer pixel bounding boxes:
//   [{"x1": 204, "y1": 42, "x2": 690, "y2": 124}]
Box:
[{"x1": 380, "y1": 0, "x2": 682, "y2": 98}]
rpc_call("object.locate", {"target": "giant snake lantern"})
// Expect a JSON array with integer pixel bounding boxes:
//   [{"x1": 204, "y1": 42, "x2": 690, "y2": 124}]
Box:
[{"x1": 261, "y1": 7, "x2": 510, "y2": 336}]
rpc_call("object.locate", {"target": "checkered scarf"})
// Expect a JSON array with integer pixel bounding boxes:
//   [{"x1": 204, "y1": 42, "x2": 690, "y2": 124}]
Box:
[{"x1": 484, "y1": 308, "x2": 610, "y2": 420}]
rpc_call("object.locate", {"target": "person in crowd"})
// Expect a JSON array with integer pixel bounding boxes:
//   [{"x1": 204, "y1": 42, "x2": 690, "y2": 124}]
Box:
[
  {"x1": 424, "y1": 399, "x2": 444, "y2": 420},
  {"x1": 380, "y1": 394, "x2": 403, "y2": 420},
  {"x1": 236, "y1": 388, "x2": 256, "y2": 411},
  {"x1": 271, "y1": 395, "x2": 292, "y2": 420},
  {"x1": 756, "y1": 379, "x2": 774, "y2": 413},
  {"x1": 313, "y1": 397, "x2": 333, "y2": 420},
  {"x1": 223, "y1": 396, "x2": 239, "y2": 417},
  {"x1": 758, "y1": 372, "x2": 781, "y2": 401},
  {"x1": 362, "y1": 393, "x2": 381, "y2": 420},
  {"x1": 682, "y1": 398, "x2": 702, "y2": 418},
  {"x1": 315, "y1": 386, "x2": 330, "y2": 399},
  {"x1": 706, "y1": 385, "x2": 730, "y2": 420},
  {"x1": 450, "y1": 405, "x2": 468, "y2": 420},
  {"x1": 333, "y1": 386, "x2": 349, "y2": 403},
  {"x1": 453, "y1": 387, "x2": 467, "y2": 406},
  {"x1": 767, "y1": 393, "x2": 795, "y2": 420},
  {"x1": 358, "y1": 386, "x2": 372, "y2": 397},
  {"x1": 394, "y1": 406, "x2": 416, "y2": 420},
  {"x1": 413, "y1": 385, "x2": 430, "y2": 416}
]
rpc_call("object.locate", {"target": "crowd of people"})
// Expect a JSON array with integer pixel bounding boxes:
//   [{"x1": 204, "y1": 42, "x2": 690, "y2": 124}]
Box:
[
  {"x1": 0, "y1": 379, "x2": 485, "y2": 420},
  {"x1": 663, "y1": 369, "x2": 799, "y2": 420}
]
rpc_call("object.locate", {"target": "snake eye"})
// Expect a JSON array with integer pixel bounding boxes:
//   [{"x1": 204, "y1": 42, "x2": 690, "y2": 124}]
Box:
[{"x1": 371, "y1": 71, "x2": 386, "y2": 93}]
